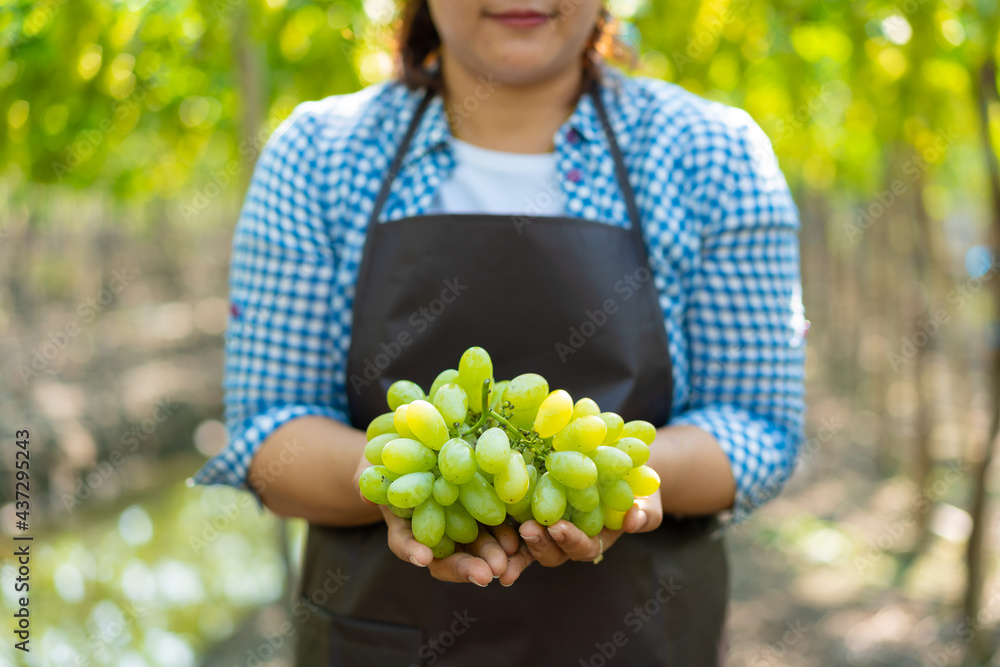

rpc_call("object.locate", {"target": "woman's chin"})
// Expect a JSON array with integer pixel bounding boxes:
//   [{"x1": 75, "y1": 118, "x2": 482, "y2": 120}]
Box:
[{"x1": 478, "y1": 54, "x2": 579, "y2": 87}]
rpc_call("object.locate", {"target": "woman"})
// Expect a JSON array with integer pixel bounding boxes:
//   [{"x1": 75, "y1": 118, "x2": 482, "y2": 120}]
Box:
[{"x1": 194, "y1": 1, "x2": 806, "y2": 664}]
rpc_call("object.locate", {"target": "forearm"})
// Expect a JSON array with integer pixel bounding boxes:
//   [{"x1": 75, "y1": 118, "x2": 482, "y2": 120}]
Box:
[
  {"x1": 649, "y1": 424, "x2": 736, "y2": 516},
  {"x1": 248, "y1": 416, "x2": 382, "y2": 526}
]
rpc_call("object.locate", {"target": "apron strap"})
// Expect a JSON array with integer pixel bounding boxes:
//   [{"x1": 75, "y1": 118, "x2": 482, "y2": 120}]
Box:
[{"x1": 367, "y1": 76, "x2": 645, "y2": 242}]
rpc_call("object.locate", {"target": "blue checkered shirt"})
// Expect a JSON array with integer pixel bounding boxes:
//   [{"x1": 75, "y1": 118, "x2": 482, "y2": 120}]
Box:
[{"x1": 193, "y1": 67, "x2": 807, "y2": 524}]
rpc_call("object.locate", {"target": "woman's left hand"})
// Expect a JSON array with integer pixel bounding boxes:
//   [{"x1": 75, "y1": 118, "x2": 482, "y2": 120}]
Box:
[{"x1": 518, "y1": 489, "x2": 663, "y2": 566}]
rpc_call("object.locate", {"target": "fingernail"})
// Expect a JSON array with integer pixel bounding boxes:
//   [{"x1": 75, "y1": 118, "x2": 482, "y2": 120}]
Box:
[
  {"x1": 501, "y1": 580, "x2": 512, "y2": 588},
  {"x1": 523, "y1": 535, "x2": 540, "y2": 544},
  {"x1": 409, "y1": 556, "x2": 425, "y2": 567},
  {"x1": 469, "y1": 576, "x2": 488, "y2": 587},
  {"x1": 550, "y1": 529, "x2": 564, "y2": 541},
  {"x1": 636, "y1": 510, "x2": 647, "y2": 531}
]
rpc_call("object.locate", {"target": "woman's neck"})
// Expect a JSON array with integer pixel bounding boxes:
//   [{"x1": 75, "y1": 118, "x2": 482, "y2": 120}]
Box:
[{"x1": 440, "y1": 56, "x2": 585, "y2": 154}]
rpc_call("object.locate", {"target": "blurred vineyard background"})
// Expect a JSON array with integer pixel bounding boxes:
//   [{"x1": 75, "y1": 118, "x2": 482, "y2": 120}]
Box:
[{"x1": 1, "y1": 0, "x2": 1000, "y2": 665}]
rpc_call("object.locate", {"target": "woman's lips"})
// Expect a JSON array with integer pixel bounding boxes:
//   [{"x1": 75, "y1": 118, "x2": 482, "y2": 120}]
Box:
[{"x1": 486, "y1": 10, "x2": 552, "y2": 28}]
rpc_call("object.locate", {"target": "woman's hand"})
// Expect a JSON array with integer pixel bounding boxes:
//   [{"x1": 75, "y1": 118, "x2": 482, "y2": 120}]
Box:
[
  {"x1": 354, "y1": 455, "x2": 535, "y2": 586},
  {"x1": 518, "y1": 489, "x2": 663, "y2": 567}
]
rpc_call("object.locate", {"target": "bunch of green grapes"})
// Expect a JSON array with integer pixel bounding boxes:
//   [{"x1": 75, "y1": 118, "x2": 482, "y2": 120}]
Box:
[{"x1": 358, "y1": 346, "x2": 661, "y2": 559}]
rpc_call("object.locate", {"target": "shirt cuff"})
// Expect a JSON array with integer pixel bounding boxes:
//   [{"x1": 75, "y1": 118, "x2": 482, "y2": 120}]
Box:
[
  {"x1": 671, "y1": 405, "x2": 801, "y2": 525},
  {"x1": 191, "y1": 404, "x2": 350, "y2": 490}
]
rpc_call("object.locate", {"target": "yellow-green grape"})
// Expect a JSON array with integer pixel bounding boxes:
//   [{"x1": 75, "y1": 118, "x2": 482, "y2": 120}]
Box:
[
  {"x1": 433, "y1": 476, "x2": 459, "y2": 506},
  {"x1": 358, "y1": 465, "x2": 398, "y2": 505},
  {"x1": 572, "y1": 397, "x2": 601, "y2": 420},
  {"x1": 534, "y1": 389, "x2": 573, "y2": 438},
  {"x1": 490, "y1": 380, "x2": 509, "y2": 410},
  {"x1": 572, "y1": 504, "x2": 605, "y2": 537},
  {"x1": 412, "y1": 497, "x2": 446, "y2": 547},
  {"x1": 598, "y1": 412, "x2": 624, "y2": 445},
  {"x1": 364, "y1": 433, "x2": 398, "y2": 465},
  {"x1": 561, "y1": 508, "x2": 573, "y2": 522},
  {"x1": 552, "y1": 415, "x2": 607, "y2": 453},
  {"x1": 438, "y1": 438, "x2": 478, "y2": 484},
  {"x1": 504, "y1": 373, "x2": 549, "y2": 429},
  {"x1": 624, "y1": 465, "x2": 661, "y2": 496},
  {"x1": 428, "y1": 369, "x2": 459, "y2": 402},
  {"x1": 387, "y1": 471, "x2": 435, "y2": 508},
  {"x1": 393, "y1": 405, "x2": 415, "y2": 438},
  {"x1": 604, "y1": 505, "x2": 626, "y2": 530},
  {"x1": 478, "y1": 467, "x2": 495, "y2": 484},
  {"x1": 431, "y1": 535, "x2": 456, "y2": 559},
  {"x1": 380, "y1": 438, "x2": 437, "y2": 475},
  {"x1": 387, "y1": 380, "x2": 426, "y2": 411},
  {"x1": 599, "y1": 478, "x2": 635, "y2": 512},
  {"x1": 475, "y1": 427, "x2": 510, "y2": 474},
  {"x1": 444, "y1": 503, "x2": 479, "y2": 544},
  {"x1": 406, "y1": 399, "x2": 449, "y2": 450},
  {"x1": 458, "y1": 472, "x2": 506, "y2": 526},
  {"x1": 622, "y1": 420, "x2": 656, "y2": 445},
  {"x1": 367, "y1": 412, "x2": 397, "y2": 440},
  {"x1": 432, "y1": 383, "x2": 468, "y2": 428},
  {"x1": 512, "y1": 509, "x2": 534, "y2": 524},
  {"x1": 390, "y1": 505, "x2": 414, "y2": 519},
  {"x1": 615, "y1": 437, "x2": 650, "y2": 468},
  {"x1": 546, "y1": 451, "x2": 599, "y2": 490},
  {"x1": 494, "y1": 450, "x2": 530, "y2": 504},
  {"x1": 531, "y1": 472, "x2": 567, "y2": 526},
  {"x1": 458, "y1": 346, "x2": 493, "y2": 412},
  {"x1": 567, "y1": 484, "x2": 600, "y2": 513},
  {"x1": 505, "y1": 464, "x2": 538, "y2": 516},
  {"x1": 589, "y1": 446, "x2": 634, "y2": 484}
]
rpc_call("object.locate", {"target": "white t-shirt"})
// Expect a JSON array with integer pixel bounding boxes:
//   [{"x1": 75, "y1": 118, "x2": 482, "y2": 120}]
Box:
[{"x1": 430, "y1": 138, "x2": 566, "y2": 217}]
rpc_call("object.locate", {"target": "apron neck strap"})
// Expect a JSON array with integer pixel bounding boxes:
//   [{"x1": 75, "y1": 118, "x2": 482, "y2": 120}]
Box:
[{"x1": 368, "y1": 76, "x2": 645, "y2": 242}]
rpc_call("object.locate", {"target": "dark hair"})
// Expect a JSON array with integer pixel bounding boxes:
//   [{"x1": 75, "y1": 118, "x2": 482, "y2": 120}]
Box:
[{"x1": 396, "y1": 1, "x2": 636, "y2": 91}]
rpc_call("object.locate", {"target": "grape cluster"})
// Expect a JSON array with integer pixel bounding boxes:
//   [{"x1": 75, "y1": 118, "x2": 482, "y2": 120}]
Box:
[{"x1": 358, "y1": 346, "x2": 661, "y2": 560}]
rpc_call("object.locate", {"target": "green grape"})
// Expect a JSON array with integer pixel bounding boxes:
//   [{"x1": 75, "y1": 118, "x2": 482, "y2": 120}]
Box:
[
  {"x1": 387, "y1": 380, "x2": 426, "y2": 411},
  {"x1": 512, "y1": 509, "x2": 534, "y2": 524},
  {"x1": 567, "y1": 484, "x2": 600, "y2": 512},
  {"x1": 438, "y1": 438, "x2": 477, "y2": 484},
  {"x1": 358, "y1": 465, "x2": 398, "y2": 505},
  {"x1": 546, "y1": 451, "x2": 599, "y2": 490},
  {"x1": 520, "y1": 449, "x2": 535, "y2": 466},
  {"x1": 531, "y1": 473, "x2": 567, "y2": 526},
  {"x1": 615, "y1": 437, "x2": 650, "y2": 467},
  {"x1": 599, "y1": 478, "x2": 635, "y2": 512},
  {"x1": 552, "y1": 415, "x2": 607, "y2": 453},
  {"x1": 504, "y1": 373, "x2": 549, "y2": 429},
  {"x1": 598, "y1": 412, "x2": 624, "y2": 445},
  {"x1": 490, "y1": 380, "x2": 509, "y2": 410},
  {"x1": 622, "y1": 420, "x2": 656, "y2": 445},
  {"x1": 494, "y1": 450, "x2": 530, "y2": 504},
  {"x1": 428, "y1": 369, "x2": 459, "y2": 402},
  {"x1": 478, "y1": 468, "x2": 495, "y2": 484},
  {"x1": 505, "y1": 464, "x2": 538, "y2": 516},
  {"x1": 393, "y1": 405, "x2": 415, "y2": 438},
  {"x1": 572, "y1": 504, "x2": 605, "y2": 537},
  {"x1": 412, "y1": 497, "x2": 446, "y2": 547},
  {"x1": 390, "y1": 505, "x2": 414, "y2": 519},
  {"x1": 364, "y1": 433, "x2": 397, "y2": 465},
  {"x1": 572, "y1": 397, "x2": 601, "y2": 420},
  {"x1": 444, "y1": 503, "x2": 479, "y2": 544},
  {"x1": 458, "y1": 472, "x2": 506, "y2": 526},
  {"x1": 458, "y1": 346, "x2": 494, "y2": 412},
  {"x1": 534, "y1": 389, "x2": 573, "y2": 438},
  {"x1": 406, "y1": 399, "x2": 449, "y2": 450},
  {"x1": 475, "y1": 427, "x2": 510, "y2": 474},
  {"x1": 433, "y1": 476, "x2": 460, "y2": 506},
  {"x1": 589, "y1": 446, "x2": 634, "y2": 484},
  {"x1": 367, "y1": 412, "x2": 397, "y2": 440},
  {"x1": 381, "y1": 438, "x2": 437, "y2": 475},
  {"x1": 431, "y1": 535, "x2": 456, "y2": 559},
  {"x1": 387, "y1": 471, "x2": 435, "y2": 508},
  {"x1": 603, "y1": 505, "x2": 626, "y2": 530},
  {"x1": 624, "y1": 465, "x2": 661, "y2": 496},
  {"x1": 432, "y1": 383, "x2": 469, "y2": 428}
]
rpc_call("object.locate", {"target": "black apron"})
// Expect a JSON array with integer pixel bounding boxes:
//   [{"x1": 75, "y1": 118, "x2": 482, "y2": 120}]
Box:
[{"x1": 295, "y1": 80, "x2": 729, "y2": 666}]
